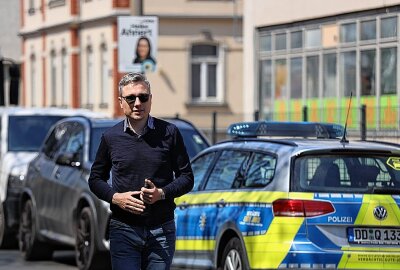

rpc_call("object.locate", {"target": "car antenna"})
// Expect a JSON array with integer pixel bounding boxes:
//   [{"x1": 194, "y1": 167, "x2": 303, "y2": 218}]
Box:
[{"x1": 340, "y1": 92, "x2": 352, "y2": 143}]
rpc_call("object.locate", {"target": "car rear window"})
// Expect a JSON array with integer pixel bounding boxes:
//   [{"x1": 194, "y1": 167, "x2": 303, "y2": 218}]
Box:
[
  {"x1": 292, "y1": 154, "x2": 400, "y2": 193},
  {"x1": 8, "y1": 115, "x2": 65, "y2": 152}
]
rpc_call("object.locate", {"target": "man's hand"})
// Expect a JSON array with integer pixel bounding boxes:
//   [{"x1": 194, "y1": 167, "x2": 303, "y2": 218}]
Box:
[
  {"x1": 112, "y1": 191, "x2": 145, "y2": 214},
  {"x1": 141, "y1": 179, "x2": 163, "y2": 204}
]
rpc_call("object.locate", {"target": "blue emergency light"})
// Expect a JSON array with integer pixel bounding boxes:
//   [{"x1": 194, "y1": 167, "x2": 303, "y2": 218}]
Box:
[{"x1": 227, "y1": 121, "x2": 345, "y2": 139}]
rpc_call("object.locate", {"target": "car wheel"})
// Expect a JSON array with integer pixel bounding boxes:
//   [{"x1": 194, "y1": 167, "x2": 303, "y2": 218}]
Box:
[
  {"x1": 75, "y1": 207, "x2": 108, "y2": 270},
  {"x1": 18, "y1": 200, "x2": 53, "y2": 260},
  {"x1": 0, "y1": 202, "x2": 17, "y2": 248},
  {"x1": 219, "y1": 238, "x2": 248, "y2": 270}
]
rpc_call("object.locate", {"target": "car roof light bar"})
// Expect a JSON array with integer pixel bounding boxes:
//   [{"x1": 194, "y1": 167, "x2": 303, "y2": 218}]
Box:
[{"x1": 227, "y1": 121, "x2": 345, "y2": 139}]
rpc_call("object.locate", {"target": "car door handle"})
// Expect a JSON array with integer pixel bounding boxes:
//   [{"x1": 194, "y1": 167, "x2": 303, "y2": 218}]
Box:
[
  {"x1": 177, "y1": 202, "x2": 188, "y2": 210},
  {"x1": 217, "y1": 199, "x2": 226, "y2": 208}
]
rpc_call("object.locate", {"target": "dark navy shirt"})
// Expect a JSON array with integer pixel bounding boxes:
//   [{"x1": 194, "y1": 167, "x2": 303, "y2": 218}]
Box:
[{"x1": 88, "y1": 117, "x2": 194, "y2": 226}]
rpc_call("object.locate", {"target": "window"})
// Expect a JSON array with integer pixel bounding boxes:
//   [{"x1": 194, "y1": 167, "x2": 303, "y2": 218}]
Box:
[
  {"x1": 323, "y1": 53, "x2": 337, "y2": 97},
  {"x1": 50, "y1": 50, "x2": 57, "y2": 106},
  {"x1": 191, "y1": 152, "x2": 216, "y2": 191},
  {"x1": 30, "y1": 54, "x2": 36, "y2": 106},
  {"x1": 360, "y1": 20, "x2": 376, "y2": 41},
  {"x1": 191, "y1": 44, "x2": 222, "y2": 103},
  {"x1": 381, "y1": 47, "x2": 397, "y2": 95},
  {"x1": 9, "y1": 115, "x2": 65, "y2": 153},
  {"x1": 205, "y1": 150, "x2": 249, "y2": 190},
  {"x1": 340, "y1": 23, "x2": 356, "y2": 43},
  {"x1": 259, "y1": 60, "x2": 272, "y2": 119},
  {"x1": 274, "y1": 59, "x2": 287, "y2": 99},
  {"x1": 42, "y1": 122, "x2": 69, "y2": 159},
  {"x1": 86, "y1": 46, "x2": 94, "y2": 107},
  {"x1": 48, "y1": 0, "x2": 66, "y2": 8},
  {"x1": 259, "y1": 34, "x2": 271, "y2": 52},
  {"x1": 28, "y1": 0, "x2": 35, "y2": 15},
  {"x1": 257, "y1": 10, "x2": 400, "y2": 126},
  {"x1": 291, "y1": 31, "x2": 303, "y2": 49},
  {"x1": 381, "y1": 17, "x2": 397, "y2": 39},
  {"x1": 306, "y1": 55, "x2": 319, "y2": 98},
  {"x1": 340, "y1": 51, "x2": 356, "y2": 97},
  {"x1": 290, "y1": 57, "x2": 302, "y2": 99},
  {"x1": 244, "y1": 153, "x2": 276, "y2": 187},
  {"x1": 293, "y1": 155, "x2": 400, "y2": 192},
  {"x1": 305, "y1": 29, "x2": 321, "y2": 48},
  {"x1": 275, "y1": 32, "x2": 286, "y2": 51},
  {"x1": 100, "y1": 43, "x2": 108, "y2": 107},
  {"x1": 360, "y1": 50, "x2": 376, "y2": 96},
  {"x1": 58, "y1": 123, "x2": 84, "y2": 162},
  {"x1": 61, "y1": 48, "x2": 68, "y2": 106}
]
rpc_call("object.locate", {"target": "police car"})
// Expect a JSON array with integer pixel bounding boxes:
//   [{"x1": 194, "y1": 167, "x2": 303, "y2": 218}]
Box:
[{"x1": 173, "y1": 121, "x2": 400, "y2": 269}]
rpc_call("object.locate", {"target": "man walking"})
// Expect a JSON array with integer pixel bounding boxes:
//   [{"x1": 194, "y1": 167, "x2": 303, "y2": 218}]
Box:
[{"x1": 88, "y1": 72, "x2": 194, "y2": 270}]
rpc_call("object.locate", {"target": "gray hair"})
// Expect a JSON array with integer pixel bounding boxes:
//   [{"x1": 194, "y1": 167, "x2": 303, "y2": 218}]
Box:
[{"x1": 118, "y1": 72, "x2": 151, "y2": 96}]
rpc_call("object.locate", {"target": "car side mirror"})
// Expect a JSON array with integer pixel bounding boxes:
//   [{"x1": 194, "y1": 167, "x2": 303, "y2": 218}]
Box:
[{"x1": 55, "y1": 152, "x2": 81, "y2": 167}]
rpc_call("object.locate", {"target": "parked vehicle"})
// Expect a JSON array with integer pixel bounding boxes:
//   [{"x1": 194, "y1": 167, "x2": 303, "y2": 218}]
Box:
[
  {"x1": 19, "y1": 116, "x2": 209, "y2": 270},
  {"x1": 173, "y1": 121, "x2": 400, "y2": 269},
  {"x1": 0, "y1": 107, "x2": 104, "y2": 248},
  {"x1": 162, "y1": 117, "x2": 210, "y2": 159}
]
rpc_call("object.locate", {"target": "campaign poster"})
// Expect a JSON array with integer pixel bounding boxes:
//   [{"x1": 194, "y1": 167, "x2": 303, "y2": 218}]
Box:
[{"x1": 118, "y1": 16, "x2": 158, "y2": 73}]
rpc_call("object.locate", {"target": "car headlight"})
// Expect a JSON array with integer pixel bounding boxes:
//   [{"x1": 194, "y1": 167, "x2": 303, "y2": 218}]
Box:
[{"x1": 8, "y1": 165, "x2": 28, "y2": 189}]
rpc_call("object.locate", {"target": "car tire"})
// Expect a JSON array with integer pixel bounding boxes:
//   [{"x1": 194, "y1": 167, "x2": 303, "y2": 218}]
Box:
[
  {"x1": 75, "y1": 207, "x2": 109, "y2": 270},
  {"x1": 0, "y1": 202, "x2": 17, "y2": 249},
  {"x1": 18, "y1": 200, "x2": 53, "y2": 260},
  {"x1": 219, "y1": 237, "x2": 248, "y2": 270}
]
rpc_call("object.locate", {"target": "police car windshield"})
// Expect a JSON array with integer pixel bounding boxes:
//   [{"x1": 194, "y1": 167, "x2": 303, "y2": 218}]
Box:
[
  {"x1": 293, "y1": 154, "x2": 400, "y2": 193},
  {"x1": 8, "y1": 115, "x2": 65, "y2": 152}
]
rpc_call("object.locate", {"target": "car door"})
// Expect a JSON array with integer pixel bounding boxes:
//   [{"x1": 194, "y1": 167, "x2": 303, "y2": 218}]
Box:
[
  {"x1": 174, "y1": 151, "x2": 217, "y2": 268},
  {"x1": 31, "y1": 121, "x2": 71, "y2": 232},
  {"x1": 51, "y1": 122, "x2": 86, "y2": 238},
  {"x1": 175, "y1": 150, "x2": 250, "y2": 268}
]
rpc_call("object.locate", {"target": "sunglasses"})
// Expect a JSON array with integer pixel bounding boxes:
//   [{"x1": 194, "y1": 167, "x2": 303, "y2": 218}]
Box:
[{"x1": 121, "y1": 93, "x2": 151, "y2": 104}]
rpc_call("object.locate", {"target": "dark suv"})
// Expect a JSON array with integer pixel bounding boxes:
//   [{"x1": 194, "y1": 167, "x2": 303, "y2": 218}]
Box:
[{"x1": 19, "y1": 116, "x2": 209, "y2": 270}]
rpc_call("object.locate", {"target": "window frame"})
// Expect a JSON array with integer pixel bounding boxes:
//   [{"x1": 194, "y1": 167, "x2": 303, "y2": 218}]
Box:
[{"x1": 190, "y1": 43, "x2": 225, "y2": 104}]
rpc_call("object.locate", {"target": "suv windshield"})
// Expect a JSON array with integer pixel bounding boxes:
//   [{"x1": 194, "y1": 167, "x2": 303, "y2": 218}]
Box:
[
  {"x1": 8, "y1": 115, "x2": 65, "y2": 152},
  {"x1": 293, "y1": 154, "x2": 400, "y2": 194}
]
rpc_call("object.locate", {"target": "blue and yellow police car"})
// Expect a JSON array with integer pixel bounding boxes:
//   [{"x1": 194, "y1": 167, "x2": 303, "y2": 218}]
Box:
[{"x1": 173, "y1": 121, "x2": 400, "y2": 269}]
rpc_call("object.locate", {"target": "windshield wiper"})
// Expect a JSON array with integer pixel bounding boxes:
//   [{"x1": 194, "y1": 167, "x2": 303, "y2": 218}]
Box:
[{"x1": 371, "y1": 187, "x2": 400, "y2": 195}]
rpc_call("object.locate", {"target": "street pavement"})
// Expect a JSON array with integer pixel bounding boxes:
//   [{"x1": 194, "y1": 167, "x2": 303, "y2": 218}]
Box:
[{"x1": 0, "y1": 249, "x2": 77, "y2": 269}]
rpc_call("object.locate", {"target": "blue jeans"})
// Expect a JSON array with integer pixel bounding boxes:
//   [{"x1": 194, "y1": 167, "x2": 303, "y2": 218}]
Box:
[{"x1": 109, "y1": 219, "x2": 176, "y2": 270}]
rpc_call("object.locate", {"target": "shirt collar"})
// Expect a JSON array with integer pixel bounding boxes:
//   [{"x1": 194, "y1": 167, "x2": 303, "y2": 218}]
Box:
[{"x1": 123, "y1": 115, "x2": 155, "y2": 133}]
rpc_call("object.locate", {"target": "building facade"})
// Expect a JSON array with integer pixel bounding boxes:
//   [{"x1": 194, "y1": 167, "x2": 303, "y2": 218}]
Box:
[
  {"x1": 0, "y1": 0, "x2": 21, "y2": 105},
  {"x1": 20, "y1": 0, "x2": 243, "y2": 139},
  {"x1": 244, "y1": 0, "x2": 400, "y2": 134}
]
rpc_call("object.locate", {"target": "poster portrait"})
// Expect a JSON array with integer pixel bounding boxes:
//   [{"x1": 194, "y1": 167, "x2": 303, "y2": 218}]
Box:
[{"x1": 118, "y1": 16, "x2": 158, "y2": 73}]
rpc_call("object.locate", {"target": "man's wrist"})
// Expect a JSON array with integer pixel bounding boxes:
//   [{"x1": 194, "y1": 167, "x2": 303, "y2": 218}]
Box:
[{"x1": 158, "y1": 188, "x2": 165, "y2": 200}]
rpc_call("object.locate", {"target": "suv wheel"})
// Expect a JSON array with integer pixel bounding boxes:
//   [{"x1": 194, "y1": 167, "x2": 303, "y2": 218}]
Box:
[
  {"x1": 75, "y1": 207, "x2": 108, "y2": 270},
  {"x1": 18, "y1": 200, "x2": 53, "y2": 260},
  {"x1": 0, "y1": 202, "x2": 16, "y2": 248},
  {"x1": 219, "y1": 238, "x2": 248, "y2": 270}
]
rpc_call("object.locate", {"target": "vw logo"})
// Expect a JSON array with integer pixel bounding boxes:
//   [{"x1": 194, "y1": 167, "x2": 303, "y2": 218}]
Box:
[{"x1": 373, "y1": 206, "x2": 388, "y2": 220}]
